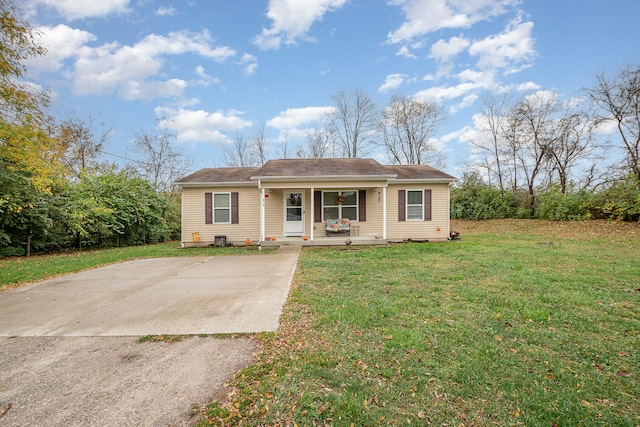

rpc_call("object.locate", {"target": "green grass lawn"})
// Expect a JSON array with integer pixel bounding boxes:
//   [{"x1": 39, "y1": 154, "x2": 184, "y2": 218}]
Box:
[{"x1": 197, "y1": 220, "x2": 639, "y2": 426}]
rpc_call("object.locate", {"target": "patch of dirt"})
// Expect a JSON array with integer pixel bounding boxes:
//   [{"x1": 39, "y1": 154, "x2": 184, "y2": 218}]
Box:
[{"x1": 0, "y1": 336, "x2": 258, "y2": 427}]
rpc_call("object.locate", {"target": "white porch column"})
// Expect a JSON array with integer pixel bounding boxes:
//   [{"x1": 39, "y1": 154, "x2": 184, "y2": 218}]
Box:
[
  {"x1": 382, "y1": 186, "x2": 387, "y2": 240},
  {"x1": 310, "y1": 187, "x2": 315, "y2": 241},
  {"x1": 260, "y1": 182, "x2": 265, "y2": 243}
]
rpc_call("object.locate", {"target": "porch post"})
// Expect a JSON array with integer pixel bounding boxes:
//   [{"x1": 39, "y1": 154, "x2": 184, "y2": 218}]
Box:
[
  {"x1": 382, "y1": 186, "x2": 387, "y2": 240},
  {"x1": 259, "y1": 181, "x2": 265, "y2": 243},
  {"x1": 310, "y1": 187, "x2": 314, "y2": 241}
]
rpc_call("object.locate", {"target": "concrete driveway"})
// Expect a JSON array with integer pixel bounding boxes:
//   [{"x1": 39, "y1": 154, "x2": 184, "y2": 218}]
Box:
[
  {"x1": 0, "y1": 246, "x2": 300, "y2": 336},
  {"x1": 0, "y1": 247, "x2": 300, "y2": 426}
]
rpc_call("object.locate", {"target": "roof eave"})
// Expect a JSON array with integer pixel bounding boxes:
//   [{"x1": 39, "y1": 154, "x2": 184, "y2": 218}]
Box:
[
  {"x1": 251, "y1": 174, "x2": 397, "y2": 182},
  {"x1": 174, "y1": 181, "x2": 257, "y2": 188},
  {"x1": 388, "y1": 178, "x2": 458, "y2": 184}
]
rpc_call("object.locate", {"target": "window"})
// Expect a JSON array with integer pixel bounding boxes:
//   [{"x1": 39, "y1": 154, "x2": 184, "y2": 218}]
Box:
[
  {"x1": 322, "y1": 190, "x2": 358, "y2": 221},
  {"x1": 213, "y1": 193, "x2": 231, "y2": 223},
  {"x1": 406, "y1": 190, "x2": 423, "y2": 220}
]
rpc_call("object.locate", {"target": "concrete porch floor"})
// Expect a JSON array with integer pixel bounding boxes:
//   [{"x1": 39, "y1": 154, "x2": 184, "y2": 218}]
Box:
[{"x1": 259, "y1": 234, "x2": 388, "y2": 247}]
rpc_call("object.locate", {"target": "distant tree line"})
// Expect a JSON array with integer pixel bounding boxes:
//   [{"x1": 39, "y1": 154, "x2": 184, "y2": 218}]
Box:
[{"x1": 452, "y1": 65, "x2": 640, "y2": 222}]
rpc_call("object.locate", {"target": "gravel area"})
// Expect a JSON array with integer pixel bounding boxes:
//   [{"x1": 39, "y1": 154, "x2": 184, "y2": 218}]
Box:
[{"x1": 0, "y1": 336, "x2": 258, "y2": 426}]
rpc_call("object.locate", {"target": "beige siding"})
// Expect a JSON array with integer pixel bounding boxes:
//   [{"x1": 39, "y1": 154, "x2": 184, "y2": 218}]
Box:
[
  {"x1": 181, "y1": 182, "x2": 451, "y2": 244},
  {"x1": 385, "y1": 183, "x2": 451, "y2": 241},
  {"x1": 181, "y1": 186, "x2": 260, "y2": 245}
]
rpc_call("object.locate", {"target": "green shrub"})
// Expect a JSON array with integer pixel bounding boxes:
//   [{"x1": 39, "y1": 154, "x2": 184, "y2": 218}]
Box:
[{"x1": 535, "y1": 188, "x2": 594, "y2": 220}]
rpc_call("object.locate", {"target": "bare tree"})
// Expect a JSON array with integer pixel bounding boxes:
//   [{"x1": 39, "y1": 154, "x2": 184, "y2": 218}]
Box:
[
  {"x1": 131, "y1": 127, "x2": 193, "y2": 192},
  {"x1": 274, "y1": 131, "x2": 290, "y2": 159},
  {"x1": 586, "y1": 65, "x2": 640, "y2": 182},
  {"x1": 302, "y1": 128, "x2": 332, "y2": 158},
  {"x1": 506, "y1": 91, "x2": 562, "y2": 215},
  {"x1": 469, "y1": 95, "x2": 511, "y2": 192},
  {"x1": 546, "y1": 109, "x2": 595, "y2": 193},
  {"x1": 58, "y1": 115, "x2": 110, "y2": 178},
  {"x1": 223, "y1": 133, "x2": 257, "y2": 167},
  {"x1": 328, "y1": 88, "x2": 378, "y2": 158},
  {"x1": 380, "y1": 95, "x2": 446, "y2": 167},
  {"x1": 252, "y1": 125, "x2": 268, "y2": 165}
]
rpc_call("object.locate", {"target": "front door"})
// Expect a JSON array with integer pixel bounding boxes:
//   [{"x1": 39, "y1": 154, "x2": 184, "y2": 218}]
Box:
[{"x1": 284, "y1": 191, "x2": 304, "y2": 236}]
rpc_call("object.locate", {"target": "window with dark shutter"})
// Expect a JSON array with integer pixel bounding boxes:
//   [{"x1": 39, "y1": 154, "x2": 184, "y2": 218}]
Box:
[
  {"x1": 358, "y1": 189, "x2": 366, "y2": 222},
  {"x1": 424, "y1": 189, "x2": 432, "y2": 221},
  {"x1": 205, "y1": 193, "x2": 212, "y2": 224},
  {"x1": 398, "y1": 189, "x2": 405, "y2": 222}
]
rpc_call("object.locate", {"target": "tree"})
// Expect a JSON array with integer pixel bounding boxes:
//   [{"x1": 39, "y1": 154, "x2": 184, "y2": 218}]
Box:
[
  {"x1": 301, "y1": 128, "x2": 332, "y2": 159},
  {"x1": 251, "y1": 125, "x2": 268, "y2": 165},
  {"x1": 58, "y1": 115, "x2": 111, "y2": 179},
  {"x1": 132, "y1": 127, "x2": 193, "y2": 191},
  {"x1": 380, "y1": 95, "x2": 446, "y2": 167},
  {"x1": 545, "y1": 109, "x2": 595, "y2": 193},
  {"x1": 468, "y1": 95, "x2": 510, "y2": 192},
  {"x1": 586, "y1": 65, "x2": 640, "y2": 182},
  {"x1": 223, "y1": 133, "x2": 258, "y2": 167},
  {"x1": 0, "y1": 0, "x2": 48, "y2": 122},
  {"x1": 506, "y1": 91, "x2": 559, "y2": 216},
  {"x1": 328, "y1": 88, "x2": 378, "y2": 158}
]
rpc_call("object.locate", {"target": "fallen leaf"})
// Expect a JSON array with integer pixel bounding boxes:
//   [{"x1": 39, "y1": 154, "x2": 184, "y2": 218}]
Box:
[{"x1": 616, "y1": 370, "x2": 631, "y2": 377}]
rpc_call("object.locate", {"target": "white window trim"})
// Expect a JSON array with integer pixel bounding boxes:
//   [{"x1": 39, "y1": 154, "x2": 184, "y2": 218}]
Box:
[
  {"x1": 406, "y1": 189, "x2": 424, "y2": 221},
  {"x1": 213, "y1": 192, "x2": 231, "y2": 224},
  {"x1": 322, "y1": 190, "x2": 359, "y2": 221}
]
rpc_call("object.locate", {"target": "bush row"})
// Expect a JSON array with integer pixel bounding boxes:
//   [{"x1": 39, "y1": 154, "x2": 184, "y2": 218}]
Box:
[{"x1": 451, "y1": 175, "x2": 640, "y2": 222}]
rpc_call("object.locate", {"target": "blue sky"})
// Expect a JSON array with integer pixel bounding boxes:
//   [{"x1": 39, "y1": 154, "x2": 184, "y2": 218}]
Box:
[{"x1": 24, "y1": 0, "x2": 640, "y2": 176}]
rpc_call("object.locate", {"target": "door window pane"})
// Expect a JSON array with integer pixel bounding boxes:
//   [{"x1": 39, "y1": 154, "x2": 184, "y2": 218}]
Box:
[{"x1": 287, "y1": 208, "x2": 302, "y2": 221}]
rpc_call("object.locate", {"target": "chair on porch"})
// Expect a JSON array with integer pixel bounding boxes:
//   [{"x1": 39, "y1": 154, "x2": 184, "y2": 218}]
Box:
[{"x1": 325, "y1": 218, "x2": 351, "y2": 236}]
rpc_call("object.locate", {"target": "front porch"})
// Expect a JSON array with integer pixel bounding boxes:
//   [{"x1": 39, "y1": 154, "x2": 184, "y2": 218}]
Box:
[{"x1": 259, "y1": 234, "x2": 388, "y2": 247}]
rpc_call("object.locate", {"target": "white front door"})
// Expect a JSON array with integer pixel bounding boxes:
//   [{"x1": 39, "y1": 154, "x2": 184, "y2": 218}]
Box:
[{"x1": 284, "y1": 191, "x2": 304, "y2": 236}]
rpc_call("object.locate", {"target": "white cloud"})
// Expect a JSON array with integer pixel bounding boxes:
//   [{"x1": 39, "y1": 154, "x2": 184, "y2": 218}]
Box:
[
  {"x1": 387, "y1": 0, "x2": 519, "y2": 44},
  {"x1": 155, "y1": 6, "x2": 177, "y2": 16},
  {"x1": 28, "y1": 24, "x2": 96, "y2": 73},
  {"x1": 239, "y1": 54, "x2": 258, "y2": 76},
  {"x1": 73, "y1": 30, "x2": 236, "y2": 99},
  {"x1": 120, "y1": 78, "x2": 187, "y2": 101},
  {"x1": 469, "y1": 18, "x2": 535, "y2": 72},
  {"x1": 429, "y1": 36, "x2": 470, "y2": 63},
  {"x1": 30, "y1": 0, "x2": 131, "y2": 20},
  {"x1": 155, "y1": 107, "x2": 253, "y2": 144},
  {"x1": 193, "y1": 65, "x2": 220, "y2": 87},
  {"x1": 266, "y1": 106, "x2": 335, "y2": 130},
  {"x1": 379, "y1": 74, "x2": 407, "y2": 92},
  {"x1": 253, "y1": 0, "x2": 348, "y2": 50}
]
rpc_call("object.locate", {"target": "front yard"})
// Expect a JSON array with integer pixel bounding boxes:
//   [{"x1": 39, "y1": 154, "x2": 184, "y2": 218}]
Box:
[{"x1": 198, "y1": 219, "x2": 639, "y2": 426}]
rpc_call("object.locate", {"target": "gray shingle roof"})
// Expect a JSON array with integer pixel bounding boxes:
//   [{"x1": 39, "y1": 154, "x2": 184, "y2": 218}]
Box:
[
  {"x1": 175, "y1": 167, "x2": 260, "y2": 184},
  {"x1": 175, "y1": 159, "x2": 457, "y2": 184}
]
